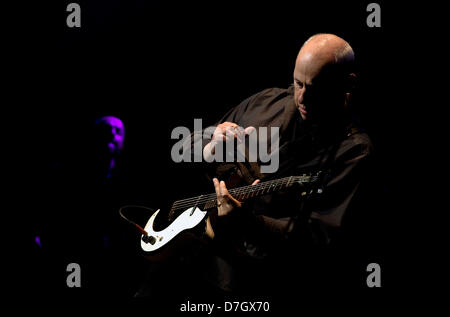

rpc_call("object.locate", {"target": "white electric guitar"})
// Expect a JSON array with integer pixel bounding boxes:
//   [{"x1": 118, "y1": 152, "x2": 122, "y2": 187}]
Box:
[{"x1": 140, "y1": 174, "x2": 319, "y2": 253}]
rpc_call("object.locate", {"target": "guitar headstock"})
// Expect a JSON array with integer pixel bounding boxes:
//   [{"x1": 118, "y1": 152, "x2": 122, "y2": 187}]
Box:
[
  {"x1": 289, "y1": 171, "x2": 325, "y2": 198},
  {"x1": 295, "y1": 172, "x2": 320, "y2": 184}
]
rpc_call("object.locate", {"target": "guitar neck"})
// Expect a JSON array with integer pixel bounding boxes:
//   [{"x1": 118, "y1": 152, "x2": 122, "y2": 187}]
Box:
[{"x1": 170, "y1": 175, "x2": 316, "y2": 214}]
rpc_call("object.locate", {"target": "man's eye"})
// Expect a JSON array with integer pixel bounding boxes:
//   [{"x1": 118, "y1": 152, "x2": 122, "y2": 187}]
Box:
[{"x1": 295, "y1": 81, "x2": 303, "y2": 88}]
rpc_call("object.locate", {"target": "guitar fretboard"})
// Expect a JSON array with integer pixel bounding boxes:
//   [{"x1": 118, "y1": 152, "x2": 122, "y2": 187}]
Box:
[{"x1": 170, "y1": 175, "x2": 317, "y2": 214}]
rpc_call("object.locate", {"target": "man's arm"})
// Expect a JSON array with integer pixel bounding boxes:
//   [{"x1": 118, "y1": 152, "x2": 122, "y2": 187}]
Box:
[{"x1": 205, "y1": 134, "x2": 374, "y2": 248}]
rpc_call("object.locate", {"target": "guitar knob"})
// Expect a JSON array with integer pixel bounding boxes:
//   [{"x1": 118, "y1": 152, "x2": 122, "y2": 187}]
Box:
[{"x1": 142, "y1": 235, "x2": 157, "y2": 245}]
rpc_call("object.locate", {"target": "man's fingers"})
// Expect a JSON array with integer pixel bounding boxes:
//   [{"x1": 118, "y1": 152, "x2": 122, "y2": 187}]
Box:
[
  {"x1": 212, "y1": 127, "x2": 225, "y2": 142},
  {"x1": 214, "y1": 123, "x2": 254, "y2": 144},
  {"x1": 224, "y1": 127, "x2": 236, "y2": 142},
  {"x1": 251, "y1": 179, "x2": 260, "y2": 186},
  {"x1": 213, "y1": 178, "x2": 221, "y2": 196},
  {"x1": 236, "y1": 126, "x2": 245, "y2": 143},
  {"x1": 220, "y1": 180, "x2": 242, "y2": 207},
  {"x1": 219, "y1": 180, "x2": 228, "y2": 196},
  {"x1": 244, "y1": 126, "x2": 256, "y2": 135},
  {"x1": 228, "y1": 195, "x2": 242, "y2": 208},
  {"x1": 221, "y1": 122, "x2": 238, "y2": 128}
]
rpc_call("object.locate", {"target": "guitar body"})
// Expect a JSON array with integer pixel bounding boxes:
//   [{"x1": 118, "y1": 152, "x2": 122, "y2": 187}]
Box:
[
  {"x1": 141, "y1": 230, "x2": 209, "y2": 262},
  {"x1": 141, "y1": 207, "x2": 207, "y2": 253},
  {"x1": 139, "y1": 172, "x2": 318, "y2": 260}
]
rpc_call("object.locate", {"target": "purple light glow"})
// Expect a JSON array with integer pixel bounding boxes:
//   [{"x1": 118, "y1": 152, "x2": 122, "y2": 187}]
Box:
[{"x1": 35, "y1": 236, "x2": 42, "y2": 248}]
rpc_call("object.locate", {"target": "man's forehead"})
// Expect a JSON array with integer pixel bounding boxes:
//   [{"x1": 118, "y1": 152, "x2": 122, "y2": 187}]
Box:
[
  {"x1": 293, "y1": 57, "x2": 325, "y2": 83},
  {"x1": 294, "y1": 52, "x2": 344, "y2": 84}
]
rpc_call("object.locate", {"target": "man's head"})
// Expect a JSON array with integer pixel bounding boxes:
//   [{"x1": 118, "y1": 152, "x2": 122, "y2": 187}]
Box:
[
  {"x1": 293, "y1": 34, "x2": 356, "y2": 124},
  {"x1": 93, "y1": 116, "x2": 125, "y2": 156}
]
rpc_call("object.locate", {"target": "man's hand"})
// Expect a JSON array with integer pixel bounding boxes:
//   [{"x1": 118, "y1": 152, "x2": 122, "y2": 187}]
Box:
[
  {"x1": 212, "y1": 122, "x2": 249, "y2": 143},
  {"x1": 203, "y1": 122, "x2": 256, "y2": 160},
  {"x1": 213, "y1": 177, "x2": 260, "y2": 217}
]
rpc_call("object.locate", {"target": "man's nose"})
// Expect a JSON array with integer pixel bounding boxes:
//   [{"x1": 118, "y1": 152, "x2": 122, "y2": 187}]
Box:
[{"x1": 297, "y1": 86, "x2": 306, "y2": 104}]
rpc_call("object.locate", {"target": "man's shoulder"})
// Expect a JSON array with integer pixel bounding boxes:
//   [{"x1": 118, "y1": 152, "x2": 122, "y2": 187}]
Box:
[
  {"x1": 250, "y1": 86, "x2": 294, "y2": 102},
  {"x1": 226, "y1": 86, "x2": 295, "y2": 126},
  {"x1": 239, "y1": 86, "x2": 294, "y2": 115}
]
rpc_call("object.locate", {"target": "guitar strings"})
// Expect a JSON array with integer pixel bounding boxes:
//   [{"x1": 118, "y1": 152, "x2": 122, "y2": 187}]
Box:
[
  {"x1": 171, "y1": 177, "x2": 293, "y2": 210},
  {"x1": 170, "y1": 175, "x2": 315, "y2": 210},
  {"x1": 169, "y1": 179, "x2": 295, "y2": 212},
  {"x1": 171, "y1": 175, "x2": 317, "y2": 211},
  {"x1": 169, "y1": 176, "x2": 317, "y2": 212}
]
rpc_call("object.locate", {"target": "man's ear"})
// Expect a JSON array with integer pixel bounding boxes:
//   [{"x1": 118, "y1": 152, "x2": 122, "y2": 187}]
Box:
[{"x1": 343, "y1": 73, "x2": 357, "y2": 109}]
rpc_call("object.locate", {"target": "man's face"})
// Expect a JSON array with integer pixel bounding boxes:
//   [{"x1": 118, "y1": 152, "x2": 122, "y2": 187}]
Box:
[
  {"x1": 95, "y1": 116, "x2": 125, "y2": 155},
  {"x1": 293, "y1": 53, "x2": 347, "y2": 123}
]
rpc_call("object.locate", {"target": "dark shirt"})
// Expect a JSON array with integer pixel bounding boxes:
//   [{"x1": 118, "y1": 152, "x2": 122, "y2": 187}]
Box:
[
  {"x1": 136, "y1": 86, "x2": 375, "y2": 299},
  {"x1": 201, "y1": 85, "x2": 374, "y2": 293}
]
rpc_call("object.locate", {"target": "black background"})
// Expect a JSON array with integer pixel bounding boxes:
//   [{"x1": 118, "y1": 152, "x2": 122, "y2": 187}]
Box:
[
  {"x1": 18, "y1": 0, "x2": 394, "y2": 199},
  {"x1": 6, "y1": 0, "x2": 430, "y2": 311}
]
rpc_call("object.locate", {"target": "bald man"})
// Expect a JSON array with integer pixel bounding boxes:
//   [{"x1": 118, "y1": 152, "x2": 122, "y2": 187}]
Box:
[
  {"x1": 138, "y1": 34, "x2": 374, "y2": 298},
  {"x1": 191, "y1": 33, "x2": 374, "y2": 293},
  {"x1": 293, "y1": 34, "x2": 356, "y2": 122}
]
